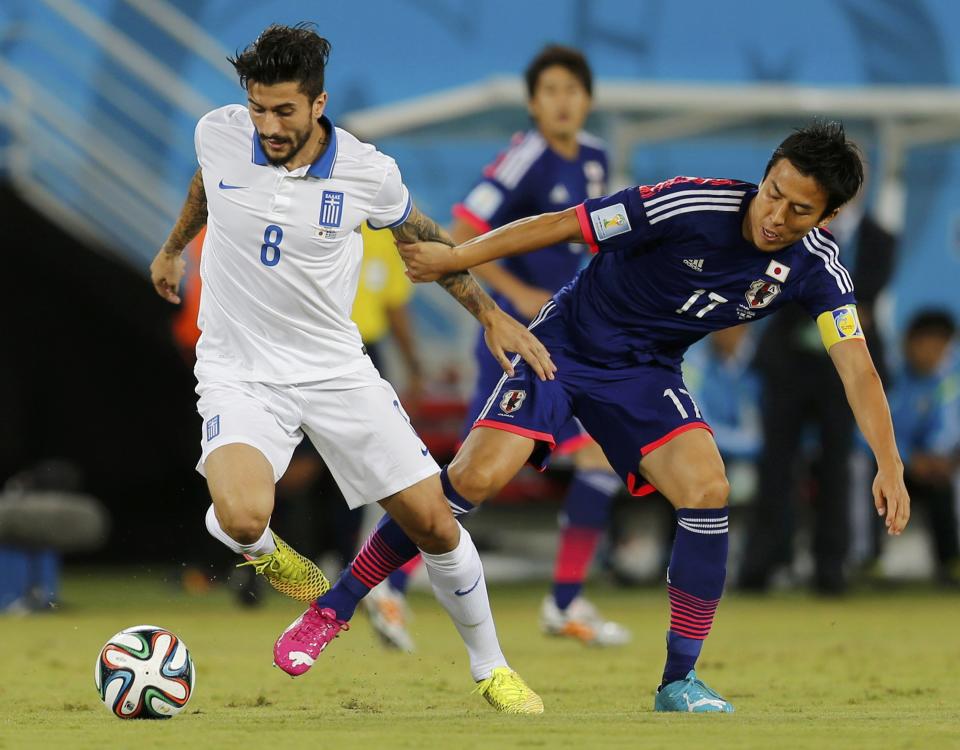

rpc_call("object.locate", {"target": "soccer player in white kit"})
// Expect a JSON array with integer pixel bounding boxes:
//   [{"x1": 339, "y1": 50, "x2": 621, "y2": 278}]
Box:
[{"x1": 149, "y1": 23, "x2": 551, "y2": 714}]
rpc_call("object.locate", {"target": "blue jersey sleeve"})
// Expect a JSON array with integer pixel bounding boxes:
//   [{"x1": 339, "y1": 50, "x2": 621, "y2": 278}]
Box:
[
  {"x1": 576, "y1": 186, "x2": 660, "y2": 254},
  {"x1": 454, "y1": 174, "x2": 529, "y2": 233},
  {"x1": 453, "y1": 131, "x2": 544, "y2": 233},
  {"x1": 576, "y1": 176, "x2": 749, "y2": 254},
  {"x1": 796, "y1": 228, "x2": 857, "y2": 317}
]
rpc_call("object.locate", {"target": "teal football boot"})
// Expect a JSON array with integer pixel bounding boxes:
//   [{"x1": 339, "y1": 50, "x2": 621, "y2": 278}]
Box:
[{"x1": 654, "y1": 670, "x2": 734, "y2": 713}]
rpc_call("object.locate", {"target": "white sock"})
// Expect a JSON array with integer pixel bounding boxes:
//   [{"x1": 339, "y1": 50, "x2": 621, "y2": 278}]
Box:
[
  {"x1": 420, "y1": 524, "x2": 507, "y2": 681},
  {"x1": 204, "y1": 504, "x2": 276, "y2": 557}
]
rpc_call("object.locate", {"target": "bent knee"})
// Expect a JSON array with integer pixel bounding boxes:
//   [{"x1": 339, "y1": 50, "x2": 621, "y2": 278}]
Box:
[
  {"x1": 221, "y1": 515, "x2": 269, "y2": 545},
  {"x1": 677, "y1": 475, "x2": 730, "y2": 510},
  {"x1": 409, "y1": 509, "x2": 460, "y2": 554},
  {"x1": 211, "y1": 499, "x2": 271, "y2": 545}
]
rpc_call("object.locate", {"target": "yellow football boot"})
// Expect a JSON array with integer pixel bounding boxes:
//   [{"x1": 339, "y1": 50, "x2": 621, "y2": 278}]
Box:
[
  {"x1": 474, "y1": 667, "x2": 544, "y2": 715},
  {"x1": 236, "y1": 532, "x2": 330, "y2": 602}
]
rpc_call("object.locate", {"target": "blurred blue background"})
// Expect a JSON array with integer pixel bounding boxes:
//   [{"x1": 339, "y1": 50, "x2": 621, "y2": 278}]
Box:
[{"x1": 2, "y1": 0, "x2": 959, "y2": 332}]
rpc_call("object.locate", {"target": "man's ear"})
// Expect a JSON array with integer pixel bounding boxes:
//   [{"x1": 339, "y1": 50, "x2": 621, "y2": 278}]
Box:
[
  {"x1": 818, "y1": 208, "x2": 840, "y2": 228},
  {"x1": 313, "y1": 91, "x2": 328, "y2": 119}
]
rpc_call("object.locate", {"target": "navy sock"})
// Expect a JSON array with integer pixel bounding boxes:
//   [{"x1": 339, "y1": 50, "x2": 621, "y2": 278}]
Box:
[
  {"x1": 318, "y1": 466, "x2": 476, "y2": 620},
  {"x1": 661, "y1": 507, "x2": 728, "y2": 688},
  {"x1": 552, "y1": 470, "x2": 619, "y2": 610}
]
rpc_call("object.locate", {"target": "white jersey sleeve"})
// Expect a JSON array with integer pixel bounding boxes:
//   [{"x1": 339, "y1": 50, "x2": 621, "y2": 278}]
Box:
[
  {"x1": 367, "y1": 158, "x2": 412, "y2": 229},
  {"x1": 194, "y1": 115, "x2": 205, "y2": 166}
]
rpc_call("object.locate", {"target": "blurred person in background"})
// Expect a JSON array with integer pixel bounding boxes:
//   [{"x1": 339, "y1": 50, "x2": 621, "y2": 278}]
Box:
[
  {"x1": 148, "y1": 22, "x2": 551, "y2": 713},
  {"x1": 369, "y1": 44, "x2": 630, "y2": 650},
  {"x1": 886, "y1": 310, "x2": 960, "y2": 585},
  {"x1": 739, "y1": 191, "x2": 897, "y2": 595}
]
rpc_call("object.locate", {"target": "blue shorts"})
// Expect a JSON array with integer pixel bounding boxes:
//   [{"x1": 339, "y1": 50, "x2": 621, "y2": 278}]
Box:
[
  {"x1": 472, "y1": 303, "x2": 712, "y2": 496},
  {"x1": 465, "y1": 327, "x2": 590, "y2": 455}
]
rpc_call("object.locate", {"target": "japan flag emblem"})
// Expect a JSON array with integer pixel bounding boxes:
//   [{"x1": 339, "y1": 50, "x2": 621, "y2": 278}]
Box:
[
  {"x1": 499, "y1": 389, "x2": 527, "y2": 414},
  {"x1": 765, "y1": 260, "x2": 791, "y2": 282}
]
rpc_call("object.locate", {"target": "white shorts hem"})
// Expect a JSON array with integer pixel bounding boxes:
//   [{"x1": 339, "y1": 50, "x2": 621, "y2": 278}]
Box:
[
  {"x1": 196, "y1": 435, "x2": 289, "y2": 483},
  {"x1": 341, "y1": 464, "x2": 441, "y2": 510}
]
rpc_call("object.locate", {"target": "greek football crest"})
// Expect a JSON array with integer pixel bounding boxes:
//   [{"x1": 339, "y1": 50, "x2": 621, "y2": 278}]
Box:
[
  {"x1": 319, "y1": 190, "x2": 344, "y2": 227},
  {"x1": 744, "y1": 279, "x2": 780, "y2": 309},
  {"x1": 499, "y1": 389, "x2": 526, "y2": 414},
  {"x1": 206, "y1": 415, "x2": 220, "y2": 441}
]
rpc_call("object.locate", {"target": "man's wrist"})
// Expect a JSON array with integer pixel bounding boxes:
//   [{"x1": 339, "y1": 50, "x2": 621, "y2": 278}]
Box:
[
  {"x1": 876, "y1": 454, "x2": 904, "y2": 473},
  {"x1": 478, "y1": 305, "x2": 504, "y2": 328}
]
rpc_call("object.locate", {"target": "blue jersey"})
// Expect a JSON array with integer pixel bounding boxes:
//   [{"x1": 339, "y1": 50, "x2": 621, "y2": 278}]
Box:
[
  {"x1": 889, "y1": 363, "x2": 960, "y2": 463},
  {"x1": 453, "y1": 130, "x2": 608, "y2": 321},
  {"x1": 561, "y1": 176, "x2": 858, "y2": 368}
]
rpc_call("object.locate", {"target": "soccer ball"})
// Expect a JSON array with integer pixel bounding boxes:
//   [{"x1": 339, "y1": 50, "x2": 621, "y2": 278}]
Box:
[{"x1": 94, "y1": 625, "x2": 195, "y2": 719}]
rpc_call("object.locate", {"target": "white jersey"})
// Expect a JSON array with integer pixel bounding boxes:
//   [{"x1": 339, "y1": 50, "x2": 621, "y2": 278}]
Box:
[{"x1": 193, "y1": 105, "x2": 412, "y2": 384}]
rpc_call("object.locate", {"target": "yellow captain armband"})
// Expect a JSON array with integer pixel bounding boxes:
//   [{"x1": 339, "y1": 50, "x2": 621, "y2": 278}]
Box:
[{"x1": 816, "y1": 304, "x2": 865, "y2": 351}]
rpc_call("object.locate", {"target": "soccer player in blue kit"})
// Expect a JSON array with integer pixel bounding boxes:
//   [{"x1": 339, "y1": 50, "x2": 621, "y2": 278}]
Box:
[
  {"x1": 374, "y1": 45, "x2": 629, "y2": 647},
  {"x1": 395, "y1": 121, "x2": 912, "y2": 711}
]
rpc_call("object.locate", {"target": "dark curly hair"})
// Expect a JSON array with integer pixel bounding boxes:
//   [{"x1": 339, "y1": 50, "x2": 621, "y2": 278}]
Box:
[
  {"x1": 764, "y1": 120, "x2": 864, "y2": 217},
  {"x1": 524, "y1": 44, "x2": 593, "y2": 99},
  {"x1": 228, "y1": 22, "x2": 331, "y2": 101}
]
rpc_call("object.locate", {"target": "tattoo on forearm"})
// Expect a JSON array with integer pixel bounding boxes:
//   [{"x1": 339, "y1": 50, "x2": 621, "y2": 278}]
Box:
[
  {"x1": 390, "y1": 206, "x2": 455, "y2": 247},
  {"x1": 438, "y1": 270, "x2": 497, "y2": 320},
  {"x1": 161, "y1": 169, "x2": 207, "y2": 254},
  {"x1": 391, "y1": 206, "x2": 496, "y2": 321}
]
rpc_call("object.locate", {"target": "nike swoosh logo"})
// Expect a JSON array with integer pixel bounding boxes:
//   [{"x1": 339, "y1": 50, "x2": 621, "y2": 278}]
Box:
[
  {"x1": 218, "y1": 179, "x2": 246, "y2": 190},
  {"x1": 420, "y1": 447, "x2": 429, "y2": 456},
  {"x1": 454, "y1": 574, "x2": 482, "y2": 597}
]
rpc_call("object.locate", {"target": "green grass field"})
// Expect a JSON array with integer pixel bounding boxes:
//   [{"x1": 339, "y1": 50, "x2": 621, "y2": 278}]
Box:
[{"x1": 2, "y1": 571, "x2": 959, "y2": 749}]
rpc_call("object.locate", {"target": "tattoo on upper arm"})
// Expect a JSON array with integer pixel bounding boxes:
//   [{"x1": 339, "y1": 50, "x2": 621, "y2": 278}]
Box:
[
  {"x1": 390, "y1": 205, "x2": 496, "y2": 320},
  {"x1": 162, "y1": 169, "x2": 207, "y2": 254}
]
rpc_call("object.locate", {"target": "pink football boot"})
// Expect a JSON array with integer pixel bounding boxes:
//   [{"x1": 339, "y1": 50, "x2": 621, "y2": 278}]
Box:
[{"x1": 273, "y1": 603, "x2": 350, "y2": 677}]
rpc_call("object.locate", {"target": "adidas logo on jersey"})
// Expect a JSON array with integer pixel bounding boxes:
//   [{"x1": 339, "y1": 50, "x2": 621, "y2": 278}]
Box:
[{"x1": 683, "y1": 258, "x2": 704, "y2": 272}]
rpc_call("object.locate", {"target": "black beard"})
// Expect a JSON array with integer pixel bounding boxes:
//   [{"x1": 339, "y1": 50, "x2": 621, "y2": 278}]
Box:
[{"x1": 260, "y1": 130, "x2": 311, "y2": 166}]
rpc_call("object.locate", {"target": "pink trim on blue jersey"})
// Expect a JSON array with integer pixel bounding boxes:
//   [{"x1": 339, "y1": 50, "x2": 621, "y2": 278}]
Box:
[
  {"x1": 641, "y1": 421, "x2": 712, "y2": 456},
  {"x1": 575, "y1": 203, "x2": 599, "y2": 253},
  {"x1": 555, "y1": 432, "x2": 594, "y2": 456},
  {"x1": 451, "y1": 203, "x2": 492, "y2": 234},
  {"x1": 626, "y1": 474, "x2": 658, "y2": 497},
  {"x1": 481, "y1": 131, "x2": 527, "y2": 179},
  {"x1": 472, "y1": 419, "x2": 557, "y2": 451},
  {"x1": 638, "y1": 176, "x2": 742, "y2": 200},
  {"x1": 625, "y1": 421, "x2": 712, "y2": 496}
]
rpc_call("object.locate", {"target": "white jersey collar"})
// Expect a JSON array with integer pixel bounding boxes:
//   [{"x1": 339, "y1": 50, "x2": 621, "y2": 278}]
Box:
[{"x1": 250, "y1": 114, "x2": 338, "y2": 179}]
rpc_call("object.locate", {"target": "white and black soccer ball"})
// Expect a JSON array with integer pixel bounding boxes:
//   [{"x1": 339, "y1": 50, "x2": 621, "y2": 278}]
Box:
[{"x1": 94, "y1": 625, "x2": 195, "y2": 719}]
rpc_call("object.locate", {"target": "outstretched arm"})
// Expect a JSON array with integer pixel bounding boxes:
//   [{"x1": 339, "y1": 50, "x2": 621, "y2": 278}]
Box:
[
  {"x1": 450, "y1": 218, "x2": 554, "y2": 321},
  {"x1": 389, "y1": 206, "x2": 556, "y2": 380},
  {"x1": 400, "y1": 208, "x2": 583, "y2": 282},
  {"x1": 829, "y1": 338, "x2": 910, "y2": 534},
  {"x1": 149, "y1": 169, "x2": 207, "y2": 304}
]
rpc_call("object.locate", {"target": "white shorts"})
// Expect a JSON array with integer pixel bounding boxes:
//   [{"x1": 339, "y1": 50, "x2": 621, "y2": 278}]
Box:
[{"x1": 195, "y1": 365, "x2": 440, "y2": 509}]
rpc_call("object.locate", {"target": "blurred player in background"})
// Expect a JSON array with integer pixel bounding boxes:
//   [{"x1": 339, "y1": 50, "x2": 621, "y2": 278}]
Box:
[
  {"x1": 390, "y1": 121, "x2": 911, "y2": 712},
  {"x1": 148, "y1": 23, "x2": 553, "y2": 713},
  {"x1": 887, "y1": 310, "x2": 959, "y2": 584},
  {"x1": 371, "y1": 45, "x2": 630, "y2": 651}
]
